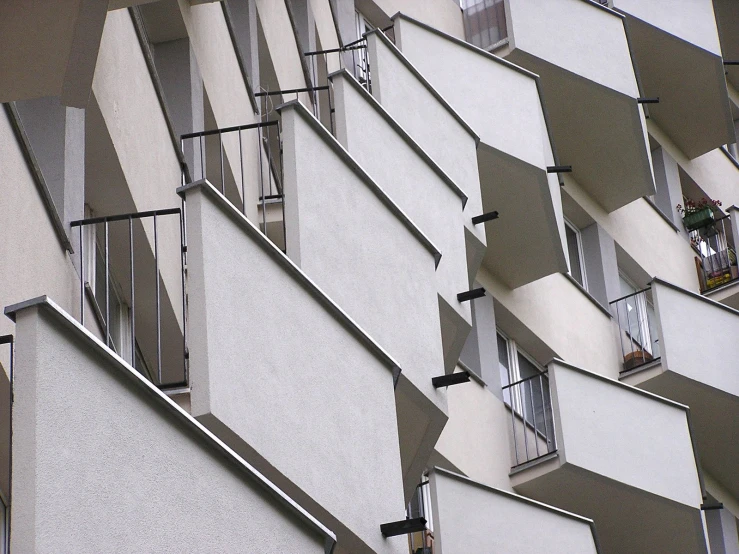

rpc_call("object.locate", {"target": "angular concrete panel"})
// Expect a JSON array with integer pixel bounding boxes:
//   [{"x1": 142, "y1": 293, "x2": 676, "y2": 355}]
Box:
[
  {"x1": 181, "y1": 180, "x2": 406, "y2": 554},
  {"x1": 365, "y1": 29, "x2": 486, "y2": 284},
  {"x1": 430, "y1": 467, "x2": 600, "y2": 554},
  {"x1": 513, "y1": 360, "x2": 708, "y2": 554},
  {"x1": 393, "y1": 13, "x2": 568, "y2": 288},
  {"x1": 6, "y1": 297, "x2": 334, "y2": 554},
  {"x1": 504, "y1": 0, "x2": 656, "y2": 211}
]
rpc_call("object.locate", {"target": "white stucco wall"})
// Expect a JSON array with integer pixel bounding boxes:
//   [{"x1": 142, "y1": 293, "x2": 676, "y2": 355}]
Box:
[
  {"x1": 478, "y1": 269, "x2": 622, "y2": 379},
  {"x1": 366, "y1": 31, "x2": 485, "y2": 275},
  {"x1": 10, "y1": 302, "x2": 329, "y2": 554},
  {"x1": 371, "y1": 0, "x2": 464, "y2": 39},
  {"x1": 280, "y1": 101, "x2": 446, "y2": 418},
  {"x1": 430, "y1": 468, "x2": 599, "y2": 554},
  {"x1": 331, "y1": 71, "x2": 471, "y2": 368},
  {"x1": 550, "y1": 360, "x2": 703, "y2": 509},
  {"x1": 507, "y1": 0, "x2": 637, "y2": 97},
  {"x1": 653, "y1": 280, "x2": 739, "y2": 398},
  {"x1": 613, "y1": 0, "x2": 721, "y2": 55},
  {"x1": 183, "y1": 182, "x2": 406, "y2": 554}
]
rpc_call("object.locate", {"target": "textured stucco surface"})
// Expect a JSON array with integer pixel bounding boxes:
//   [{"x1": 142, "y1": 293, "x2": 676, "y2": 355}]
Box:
[
  {"x1": 184, "y1": 184, "x2": 406, "y2": 554},
  {"x1": 10, "y1": 305, "x2": 327, "y2": 554},
  {"x1": 430, "y1": 469, "x2": 599, "y2": 554}
]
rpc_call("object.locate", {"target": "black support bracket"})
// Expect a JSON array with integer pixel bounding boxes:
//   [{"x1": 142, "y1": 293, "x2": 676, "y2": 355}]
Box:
[
  {"x1": 701, "y1": 503, "x2": 723, "y2": 511},
  {"x1": 547, "y1": 165, "x2": 572, "y2": 174},
  {"x1": 432, "y1": 372, "x2": 471, "y2": 388},
  {"x1": 472, "y1": 211, "x2": 499, "y2": 225},
  {"x1": 457, "y1": 288, "x2": 485, "y2": 302},
  {"x1": 637, "y1": 97, "x2": 659, "y2": 104},
  {"x1": 380, "y1": 518, "x2": 427, "y2": 537},
  {"x1": 723, "y1": 61, "x2": 739, "y2": 66}
]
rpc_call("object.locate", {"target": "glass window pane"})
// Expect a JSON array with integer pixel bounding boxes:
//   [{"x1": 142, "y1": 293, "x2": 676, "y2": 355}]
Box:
[
  {"x1": 497, "y1": 333, "x2": 510, "y2": 403},
  {"x1": 566, "y1": 224, "x2": 584, "y2": 286}
]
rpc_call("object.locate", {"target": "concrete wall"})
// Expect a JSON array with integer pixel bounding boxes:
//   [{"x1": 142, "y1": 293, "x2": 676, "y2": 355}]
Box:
[
  {"x1": 0, "y1": 108, "x2": 80, "y2": 352},
  {"x1": 366, "y1": 31, "x2": 485, "y2": 277},
  {"x1": 10, "y1": 301, "x2": 329, "y2": 554},
  {"x1": 613, "y1": 0, "x2": 721, "y2": 55},
  {"x1": 429, "y1": 468, "x2": 599, "y2": 554},
  {"x1": 653, "y1": 280, "x2": 739, "y2": 398},
  {"x1": 507, "y1": 0, "x2": 637, "y2": 97},
  {"x1": 331, "y1": 71, "x2": 471, "y2": 370},
  {"x1": 434, "y1": 375, "x2": 517, "y2": 492},
  {"x1": 550, "y1": 360, "x2": 703, "y2": 509},
  {"x1": 394, "y1": 15, "x2": 548, "y2": 171},
  {"x1": 255, "y1": 0, "x2": 308, "y2": 93},
  {"x1": 366, "y1": 0, "x2": 464, "y2": 39},
  {"x1": 182, "y1": 182, "x2": 406, "y2": 554},
  {"x1": 478, "y1": 269, "x2": 623, "y2": 379},
  {"x1": 280, "y1": 101, "x2": 446, "y2": 418}
]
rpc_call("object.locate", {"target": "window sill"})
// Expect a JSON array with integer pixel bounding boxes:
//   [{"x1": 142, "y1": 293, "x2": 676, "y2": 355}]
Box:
[{"x1": 563, "y1": 273, "x2": 613, "y2": 318}]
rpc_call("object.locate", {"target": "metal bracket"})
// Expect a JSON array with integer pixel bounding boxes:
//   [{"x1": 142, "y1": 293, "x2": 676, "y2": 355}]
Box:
[
  {"x1": 380, "y1": 517, "x2": 427, "y2": 537},
  {"x1": 701, "y1": 503, "x2": 723, "y2": 511},
  {"x1": 472, "y1": 211, "x2": 499, "y2": 225},
  {"x1": 637, "y1": 97, "x2": 659, "y2": 104},
  {"x1": 432, "y1": 372, "x2": 471, "y2": 388},
  {"x1": 547, "y1": 165, "x2": 572, "y2": 173},
  {"x1": 457, "y1": 288, "x2": 486, "y2": 303}
]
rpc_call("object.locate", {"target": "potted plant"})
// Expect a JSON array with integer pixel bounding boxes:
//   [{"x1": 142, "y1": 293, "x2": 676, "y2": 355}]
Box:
[{"x1": 677, "y1": 198, "x2": 722, "y2": 231}]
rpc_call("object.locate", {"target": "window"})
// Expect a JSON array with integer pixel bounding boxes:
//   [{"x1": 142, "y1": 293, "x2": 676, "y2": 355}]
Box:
[
  {"x1": 353, "y1": 11, "x2": 371, "y2": 83},
  {"x1": 617, "y1": 273, "x2": 659, "y2": 359},
  {"x1": 461, "y1": 0, "x2": 507, "y2": 50},
  {"x1": 565, "y1": 219, "x2": 587, "y2": 289}
]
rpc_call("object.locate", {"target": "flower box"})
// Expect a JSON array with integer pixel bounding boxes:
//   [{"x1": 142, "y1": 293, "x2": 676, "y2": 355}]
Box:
[{"x1": 683, "y1": 207, "x2": 714, "y2": 231}]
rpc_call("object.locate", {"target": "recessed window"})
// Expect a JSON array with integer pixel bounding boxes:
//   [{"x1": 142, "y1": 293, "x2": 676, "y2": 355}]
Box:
[{"x1": 565, "y1": 219, "x2": 587, "y2": 289}]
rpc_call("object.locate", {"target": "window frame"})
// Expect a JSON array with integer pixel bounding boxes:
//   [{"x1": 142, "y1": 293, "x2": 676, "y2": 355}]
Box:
[{"x1": 564, "y1": 217, "x2": 588, "y2": 290}]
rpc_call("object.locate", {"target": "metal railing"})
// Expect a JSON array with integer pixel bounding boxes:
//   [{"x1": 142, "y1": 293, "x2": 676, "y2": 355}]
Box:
[
  {"x1": 71, "y1": 208, "x2": 187, "y2": 389},
  {"x1": 407, "y1": 480, "x2": 434, "y2": 554},
  {"x1": 461, "y1": 0, "x2": 508, "y2": 50},
  {"x1": 181, "y1": 120, "x2": 285, "y2": 250},
  {"x1": 610, "y1": 287, "x2": 660, "y2": 372},
  {"x1": 690, "y1": 215, "x2": 739, "y2": 292},
  {"x1": 304, "y1": 36, "x2": 372, "y2": 96},
  {"x1": 0, "y1": 335, "x2": 12, "y2": 554},
  {"x1": 503, "y1": 372, "x2": 556, "y2": 467}
]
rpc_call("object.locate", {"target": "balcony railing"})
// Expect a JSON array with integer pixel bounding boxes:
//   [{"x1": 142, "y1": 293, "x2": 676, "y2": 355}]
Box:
[
  {"x1": 503, "y1": 372, "x2": 556, "y2": 467},
  {"x1": 71, "y1": 208, "x2": 187, "y2": 389},
  {"x1": 689, "y1": 215, "x2": 739, "y2": 293},
  {"x1": 609, "y1": 288, "x2": 660, "y2": 373},
  {"x1": 181, "y1": 120, "x2": 285, "y2": 250},
  {"x1": 406, "y1": 480, "x2": 434, "y2": 554},
  {"x1": 461, "y1": 0, "x2": 507, "y2": 51},
  {"x1": 304, "y1": 36, "x2": 372, "y2": 95}
]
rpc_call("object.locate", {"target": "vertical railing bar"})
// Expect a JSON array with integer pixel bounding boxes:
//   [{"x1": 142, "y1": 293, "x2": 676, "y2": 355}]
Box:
[
  {"x1": 199, "y1": 135, "x2": 204, "y2": 181},
  {"x1": 154, "y1": 214, "x2": 162, "y2": 385},
  {"x1": 539, "y1": 375, "x2": 551, "y2": 452},
  {"x1": 180, "y1": 202, "x2": 188, "y2": 386},
  {"x1": 615, "y1": 300, "x2": 625, "y2": 363},
  {"x1": 180, "y1": 138, "x2": 186, "y2": 186},
  {"x1": 519, "y1": 382, "x2": 530, "y2": 462},
  {"x1": 259, "y1": 126, "x2": 266, "y2": 235},
  {"x1": 239, "y1": 129, "x2": 245, "y2": 215},
  {"x1": 79, "y1": 225, "x2": 85, "y2": 326},
  {"x1": 129, "y1": 216, "x2": 135, "y2": 365},
  {"x1": 528, "y1": 379, "x2": 540, "y2": 458},
  {"x1": 625, "y1": 293, "x2": 633, "y2": 357},
  {"x1": 105, "y1": 221, "x2": 110, "y2": 348},
  {"x1": 279, "y1": 123, "x2": 286, "y2": 252},
  {"x1": 510, "y1": 384, "x2": 520, "y2": 466},
  {"x1": 636, "y1": 292, "x2": 645, "y2": 359},
  {"x1": 219, "y1": 131, "x2": 225, "y2": 194}
]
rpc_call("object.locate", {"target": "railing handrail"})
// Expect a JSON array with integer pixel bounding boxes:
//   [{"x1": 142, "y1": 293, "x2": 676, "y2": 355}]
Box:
[
  {"x1": 254, "y1": 85, "x2": 330, "y2": 98},
  {"x1": 304, "y1": 43, "x2": 367, "y2": 56},
  {"x1": 501, "y1": 371, "x2": 548, "y2": 390},
  {"x1": 609, "y1": 286, "x2": 651, "y2": 305},
  {"x1": 181, "y1": 120, "x2": 278, "y2": 141},
  {"x1": 71, "y1": 207, "x2": 181, "y2": 228}
]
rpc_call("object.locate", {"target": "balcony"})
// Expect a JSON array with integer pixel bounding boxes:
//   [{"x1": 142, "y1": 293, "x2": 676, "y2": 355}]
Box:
[
  {"x1": 4, "y1": 296, "x2": 335, "y2": 553},
  {"x1": 392, "y1": 13, "x2": 568, "y2": 288},
  {"x1": 330, "y1": 69, "x2": 472, "y2": 373},
  {"x1": 611, "y1": 0, "x2": 735, "y2": 158},
  {"x1": 427, "y1": 467, "x2": 600, "y2": 553},
  {"x1": 714, "y1": 0, "x2": 739, "y2": 93},
  {"x1": 365, "y1": 29, "x2": 486, "y2": 282},
  {"x1": 510, "y1": 359, "x2": 707, "y2": 554},
  {"x1": 179, "y1": 179, "x2": 409, "y2": 553},
  {"x1": 618, "y1": 278, "x2": 739, "y2": 503},
  {"x1": 689, "y1": 215, "x2": 739, "y2": 301},
  {"x1": 501, "y1": 0, "x2": 655, "y2": 212},
  {"x1": 277, "y1": 99, "x2": 449, "y2": 500}
]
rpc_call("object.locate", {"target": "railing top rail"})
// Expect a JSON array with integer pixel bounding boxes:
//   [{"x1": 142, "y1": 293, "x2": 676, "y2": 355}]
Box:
[
  {"x1": 304, "y1": 43, "x2": 367, "y2": 56},
  {"x1": 254, "y1": 85, "x2": 330, "y2": 97},
  {"x1": 501, "y1": 371, "x2": 549, "y2": 390},
  {"x1": 181, "y1": 120, "x2": 279, "y2": 140},
  {"x1": 342, "y1": 34, "x2": 369, "y2": 49},
  {"x1": 609, "y1": 286, "x2": 652, "y2": 305},
  {"x1": 70, "y1": 207, "x2": 181, "y2": 228}
]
